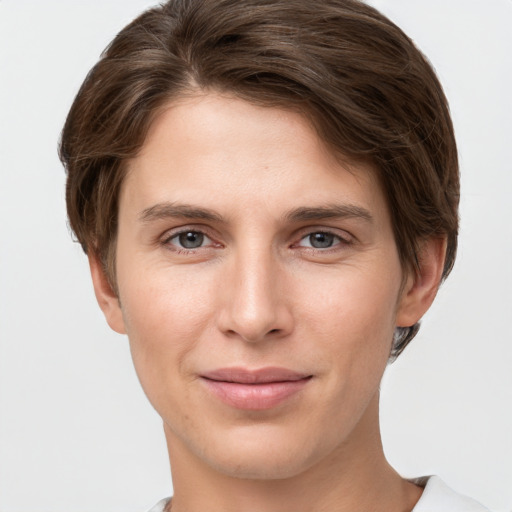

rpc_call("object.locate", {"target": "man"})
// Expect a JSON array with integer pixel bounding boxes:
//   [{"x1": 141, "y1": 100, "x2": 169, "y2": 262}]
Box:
[{"x1": 59, "y1": 0, "x2": 490, "y2": 510}]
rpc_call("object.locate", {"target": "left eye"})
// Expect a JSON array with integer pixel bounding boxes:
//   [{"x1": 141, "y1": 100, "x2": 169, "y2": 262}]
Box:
[
  {"x1": 168, "y1": 231, "x2": 212, "y2": 249},
  {"x1": 298, "y1": 232, "x2": 343, "y2": 249}
]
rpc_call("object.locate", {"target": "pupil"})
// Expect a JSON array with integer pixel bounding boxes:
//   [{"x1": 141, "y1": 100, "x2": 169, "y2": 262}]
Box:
[
  {"x1": 310, "y1": 232, "x2": 334, "y2": 248},
  {"x1": 179, "y1": 232, "x2": 204, "y2": 248}
]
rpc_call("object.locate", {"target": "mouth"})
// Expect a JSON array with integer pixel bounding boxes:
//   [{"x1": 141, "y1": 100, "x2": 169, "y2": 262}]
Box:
[{"x1": 200, "y1": 367, "x2": 313, "y2": 410}]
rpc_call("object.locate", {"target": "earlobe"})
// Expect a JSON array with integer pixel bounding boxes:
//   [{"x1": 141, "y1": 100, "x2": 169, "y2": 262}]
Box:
[
  {"x1": 88, "y1": 252, "x2": 127, "y2": 335},
  {"x1": 396, "y1": 237, "x2": 447, "y2": 328}
]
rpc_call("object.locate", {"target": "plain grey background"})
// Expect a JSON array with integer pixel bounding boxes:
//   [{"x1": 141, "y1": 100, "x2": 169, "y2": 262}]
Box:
[{"x1": 0, "y1": 1, "x2": 511, "y2": 511}]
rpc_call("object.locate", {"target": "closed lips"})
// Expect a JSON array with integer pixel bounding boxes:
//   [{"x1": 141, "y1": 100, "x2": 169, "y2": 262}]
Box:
[
  {"x1": 200, "y1": 367, "x2": 312, "y2": 384},
  {"x1": 200, "y1": 367, "x2": 313, "y2": 410}
]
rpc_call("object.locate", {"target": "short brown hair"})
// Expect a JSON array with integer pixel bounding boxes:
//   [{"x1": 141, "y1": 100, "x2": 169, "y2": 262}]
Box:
[{"x1": 59, "y1": 0, "x2": 459, "y2": 358}]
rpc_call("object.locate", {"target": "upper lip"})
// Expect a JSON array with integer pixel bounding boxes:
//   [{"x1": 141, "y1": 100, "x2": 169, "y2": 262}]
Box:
[{"x1": 201, "y1": 367, "x2": 311, "y2": 384}]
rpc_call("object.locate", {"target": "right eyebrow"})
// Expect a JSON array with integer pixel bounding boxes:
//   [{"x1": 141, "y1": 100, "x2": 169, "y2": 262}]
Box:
[{"x1": 138, "y1": 202, "x2": 224, "y2": 223}]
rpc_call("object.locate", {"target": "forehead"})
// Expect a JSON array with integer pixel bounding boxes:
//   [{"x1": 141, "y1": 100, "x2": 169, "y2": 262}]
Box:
[{"x1": 122, "y1": 92, "x2": 388, "y2": 225}]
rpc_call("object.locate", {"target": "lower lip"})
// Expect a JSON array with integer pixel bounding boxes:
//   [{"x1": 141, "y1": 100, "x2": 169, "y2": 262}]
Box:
[{"x1": 201, "y1": 377, "x2": 311, "y2": 410}]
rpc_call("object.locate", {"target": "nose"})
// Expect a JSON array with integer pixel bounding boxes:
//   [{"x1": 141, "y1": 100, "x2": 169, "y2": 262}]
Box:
[{"x1": 216, "y1": 249, "x2": 294, "y2": 343}]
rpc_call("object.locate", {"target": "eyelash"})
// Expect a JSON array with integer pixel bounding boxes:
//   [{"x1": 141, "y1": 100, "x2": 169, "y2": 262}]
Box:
[
  {"x1": 161, "y1": 228, "x2": 220, "y2": 254},
  {"x1": 294, "y1": 230, "x2": 353, "y2": 251},
  {"x1": 160, "y1": 227, "x2": 353, "y2": 254}
]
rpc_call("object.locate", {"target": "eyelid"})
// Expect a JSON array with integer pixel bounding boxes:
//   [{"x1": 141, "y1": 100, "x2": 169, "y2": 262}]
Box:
[
  {"x1": 156, "y1": 224, "x2": 354, "y2": 252},
  {"x1": 159, "y1": 225, "x2": 222, "y2": 250},
  {"x1": 294, "y1": 226, "x2": 354, "y2": 245}
]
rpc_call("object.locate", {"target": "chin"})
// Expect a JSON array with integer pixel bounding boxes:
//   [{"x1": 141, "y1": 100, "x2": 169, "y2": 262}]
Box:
[
  {"x1": 189, "y1": 424, "x2": 331, "y2": 481},
  {"x1": 208, "y1": 449, "x2": 316, "y2": 481}
]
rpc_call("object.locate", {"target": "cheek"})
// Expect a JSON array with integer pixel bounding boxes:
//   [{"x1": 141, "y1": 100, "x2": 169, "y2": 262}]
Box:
[
  {"x1": 296, "y1": 263, "x2": 401, "y2": 403},
  {"x1": 299, "y1": 264, "x2": 400, "y2": 345},
  {"x1": 117, "y1": 263, "x2": 216, "y2": 400},
  {"x1": 119, "y1": 257, "x2": 215, "y2": 333}
]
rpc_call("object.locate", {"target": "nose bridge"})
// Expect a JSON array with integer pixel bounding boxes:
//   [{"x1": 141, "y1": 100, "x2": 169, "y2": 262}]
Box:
[{"x1": 219, "y1": 240, "x2": 291, "y2": 342}]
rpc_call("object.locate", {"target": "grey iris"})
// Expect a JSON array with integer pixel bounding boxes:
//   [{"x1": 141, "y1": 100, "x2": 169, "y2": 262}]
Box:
[
  {"x1": 310, "y1": 232, "x2": 334, "y2": 248},
  {"x1": 179, "y1": 232, "x2": 204, "y2": 248}
]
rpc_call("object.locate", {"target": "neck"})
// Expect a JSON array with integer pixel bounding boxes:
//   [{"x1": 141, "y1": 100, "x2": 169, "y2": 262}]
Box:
[{"x1": 165, "y1": 395, "x2": 422, "y2": 512}]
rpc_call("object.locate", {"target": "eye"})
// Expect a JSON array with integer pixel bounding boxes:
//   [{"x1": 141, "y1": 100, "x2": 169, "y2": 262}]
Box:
[
  {"x1": 297, "y1": 231, "x2": 350, "y2": 249},
  {"x1": 165, "y1": 230, "x2": 213, "y2": 250}
]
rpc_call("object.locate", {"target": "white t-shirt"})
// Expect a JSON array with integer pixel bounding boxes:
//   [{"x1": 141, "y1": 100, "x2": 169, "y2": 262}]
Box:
[
  {"x1": 146, "y1": 476, "x2": 490, "y2": 512},
  {"x1": 413, "y1": 476, "x2": 490, "y2": 511}
]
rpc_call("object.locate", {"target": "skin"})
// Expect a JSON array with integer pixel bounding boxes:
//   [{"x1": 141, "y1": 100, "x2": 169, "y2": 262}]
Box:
[{"x1": 90, "y1": 92, "x2": 446, "y2": 512}]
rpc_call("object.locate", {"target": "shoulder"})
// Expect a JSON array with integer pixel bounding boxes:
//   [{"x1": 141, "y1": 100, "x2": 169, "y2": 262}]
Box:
[
  {"x1": 412, "y1": 476, "x2": 491, "y2": 512},
  {"x1": 145, "y1": 497, "x2": 171, "y2": 512}
]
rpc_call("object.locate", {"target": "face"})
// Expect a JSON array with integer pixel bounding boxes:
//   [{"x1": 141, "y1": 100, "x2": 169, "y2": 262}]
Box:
[{"x1": 97, "y1": 92, "x2": 424, "y2": 480}]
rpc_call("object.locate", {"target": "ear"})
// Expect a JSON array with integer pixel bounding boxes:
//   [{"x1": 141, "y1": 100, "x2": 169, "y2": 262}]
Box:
[
  {"x1": 88, "y1": 252, "x2": 126, "y2": 335},
  {"x1": 396, "y1": 237, "x2": 447, "y2": 328}
]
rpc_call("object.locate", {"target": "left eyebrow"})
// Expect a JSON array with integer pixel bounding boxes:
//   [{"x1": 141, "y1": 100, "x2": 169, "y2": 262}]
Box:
[{"x1": 284, "y1": 204, "x2": 373, "y2": 223}]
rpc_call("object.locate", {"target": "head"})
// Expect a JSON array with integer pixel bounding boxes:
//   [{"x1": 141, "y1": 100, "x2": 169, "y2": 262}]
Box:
[{"x1": 60, "y1": 0, "x2": 458, "y2": 480}]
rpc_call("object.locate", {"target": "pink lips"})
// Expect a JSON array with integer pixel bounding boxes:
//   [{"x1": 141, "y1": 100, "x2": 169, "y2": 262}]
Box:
[{"x1": 200, "y1": 367, "x2": 312, "y2": 410}]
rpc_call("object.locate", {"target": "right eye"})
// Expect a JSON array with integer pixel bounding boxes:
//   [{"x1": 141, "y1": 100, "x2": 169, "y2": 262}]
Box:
[{"x1": 164, "y1": 230, "x2": 214, "y2": 251}]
